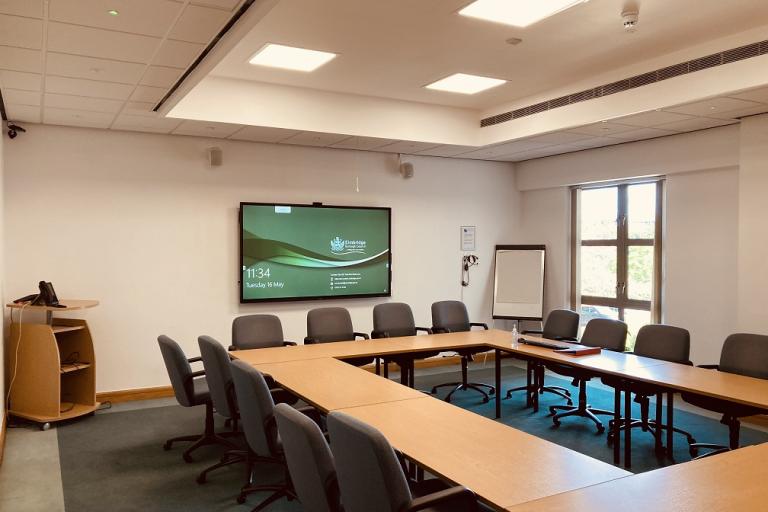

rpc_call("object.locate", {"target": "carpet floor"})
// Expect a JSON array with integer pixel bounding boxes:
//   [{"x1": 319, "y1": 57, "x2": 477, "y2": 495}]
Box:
[{"x1": 57, "y1": 365, "x2": 768, "y2": 511}]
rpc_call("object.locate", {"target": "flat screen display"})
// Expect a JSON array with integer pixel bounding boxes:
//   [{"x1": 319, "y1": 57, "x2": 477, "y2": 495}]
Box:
[{"x1": 240, "y1": 203, "x2": 391, "y2": 303}]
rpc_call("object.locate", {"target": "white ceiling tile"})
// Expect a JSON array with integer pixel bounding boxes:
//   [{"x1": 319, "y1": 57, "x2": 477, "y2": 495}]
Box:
[
  {"x1": 655, "y1": 117, "x2": 735, "y2": 132},
  {"x1": 122, "y1": 101, "x2": 159, "y2": 117},
  {"x1": 373, "y1": 140, "x2": 442, "y2": 153},
  {"x1": 608, "y1": 127, "x2": 678, "y2": 141},
  {"x1": 190, "y1": 0, "x2": 242, "y2": 10},
  {"x1": 526, "y1": 131, "x2": 593, "y2": 145},
  {"x1": 44, "y1": 93, "x2": 125, "y2": 114},
  {"x1": 567, "y1": 137, "x2": 626, "y2": 149},
  {"x1": 455, "y1": 147, "x2": 509, "y2": 160},
  {"x1": 616, "y1": 110, "x2": 694, "y2": 127},
  {"x1": 46, "y1": 76, "x2": 134, "y2": 100},
  {"x1": 153, "y1": 39, "x2": 205, "y2": 68},
  {"x1": 140, "y1": 66, "x2": 183, "y2": 88},
  {"x1": 229, "y1": 125, "x2": 301, "y2": 143},
  {"x1": 707, "y1": 104, "x2": 768, "y2": 120},
  {"x1": 111, "y1": 114, "x2": 183, "y2": 134},
  {"x1": 0, "y1": 70, "x2": 41, "y2": 91},
  {"x1": 0, "y1": 14, "x2": 43, "y2": 49},
  {"x1": 129, "y1": 85, "x2": 167, "y2": 103},
  {"x1": 2, "y1": 89, "x2": 40, "y2": 106},
  {"x1": 730, "y1": 87, "x2": 768, "y2": 104},
  {"x1": 0, "y1": 46, "x2": 42, "y2": 73},
  {"x1": 172, "y1": 120, "x2": 243, "y2": 138},
  {"x1": 5, "y1": 103, "x2": 41, "y2": 123},
  {"x1": 0, "y1": 0, "x2": 43, "y2": 18},
  {"x1": 43, "y1": 107, "x2": 115, "y2": 129},
  {"x1": 492, "y1": 139, "x2": 555, "y2": 153},
  {"x1": 330, "y1": 136, "x2": 397, "y2": 150},
  {"x1": 168, "y1": 5, "x2": 230, "y2": 44},
  {"x1": 665, "y1": 97, "x2": 762, "y2": 117},
  {"x1": 48, "y1": 0, "x2": 183, "y2": 38},
  {"x1": 280, "y1": 131, "x2": 352, "y2": 147},
  {"x1": 46, "y1": 52, "x2": 146, "y2": 85},
  {"x1": 570, "y1": 122, "x2": 637, "y2": 137},
  {"x1": 47, "y1": 22, "x2": 160, "y2": 63},
  {"x1": 416, "y1": 145, "x2": 477, "y2": 157}
]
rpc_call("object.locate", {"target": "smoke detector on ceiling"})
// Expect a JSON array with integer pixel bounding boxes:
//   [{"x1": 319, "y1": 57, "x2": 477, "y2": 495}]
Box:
[{"x1": 622, "y1": 9, "x2": 639, "y2": 32}]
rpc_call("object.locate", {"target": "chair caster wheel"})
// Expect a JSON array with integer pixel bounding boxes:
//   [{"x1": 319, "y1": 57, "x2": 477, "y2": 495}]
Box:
[
  {"x1": 41, "y1": 422, "x2": 51, "y2": 431},
  {"x1": 552, "y1": 420, "x2": 561, "y2": 428},
  {"x1": 482, "y1": 397, "x2": 489, "y2": 404},
  {"x1": 489, "y1": 389, "x2": 496, "y2": 396},
  {"x1": 183, "y1": 453, "x2": 194, "y2": 463},
  {"x1": 690, "y1": 448, "x2": 698, "y2": 457},
  {"x1": 196, "y1": 474, "x2": 206, "y2": 485},
  {"x1": 596, "y1": 427, "x2": 605, "y2": 434}
]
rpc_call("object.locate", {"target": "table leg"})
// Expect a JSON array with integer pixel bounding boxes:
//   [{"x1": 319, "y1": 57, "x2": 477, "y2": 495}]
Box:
[
  {"x1": 525, "y1": 361, "x2": 533, "y2": 408},
  {"x1": 655, "y1": 392, "x2": 663, "y2": 453},
  {"x1": 495, "y1": 349, "x2": 501, "y2": 419},
  {"x1": 400, "y1": 361, "x2": 409, "y2": 386},
  {"x1": 533, "y1": 364, "x2": 541, "y2": 413},
  {"x1": 667, "y1": 391, "x2": 674, "y2": 458},
  {"x1": 624, "y1": 381, "x2": 632, "y2": 469},
  {"x1": 613, "y1": 384, "x2": 621, "y2": 465}
]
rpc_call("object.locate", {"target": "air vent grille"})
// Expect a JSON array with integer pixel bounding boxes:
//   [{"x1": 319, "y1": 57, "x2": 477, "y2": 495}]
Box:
[{"x1": 481, "y1": 38, "x2": 768, "y2": 128}]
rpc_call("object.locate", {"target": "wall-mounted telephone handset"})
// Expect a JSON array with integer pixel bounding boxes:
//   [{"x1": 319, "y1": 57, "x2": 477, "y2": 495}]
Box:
[{"x1": 13, "y1": 281, "x2": 65, "y2": 307}]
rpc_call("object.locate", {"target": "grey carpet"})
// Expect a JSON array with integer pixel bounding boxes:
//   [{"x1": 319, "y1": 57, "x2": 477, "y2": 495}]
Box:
[{"x1": 57, "y1": 365, "x2": 768, "y2": 511}]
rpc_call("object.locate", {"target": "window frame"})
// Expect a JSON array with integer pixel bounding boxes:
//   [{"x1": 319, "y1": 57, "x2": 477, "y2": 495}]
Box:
[{"x1": 570, "y1": 178, "x2": 664, "y2": 324}]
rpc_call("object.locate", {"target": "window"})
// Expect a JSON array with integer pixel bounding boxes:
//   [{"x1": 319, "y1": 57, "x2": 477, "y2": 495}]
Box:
[{"x1": 571, "y1": 180, "x2": 663, "y2": 350}]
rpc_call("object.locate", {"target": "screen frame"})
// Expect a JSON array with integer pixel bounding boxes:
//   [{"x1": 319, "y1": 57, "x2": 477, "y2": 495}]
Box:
[{"x1": 239, "y1": 202, "x2": 392, "y2": 304}]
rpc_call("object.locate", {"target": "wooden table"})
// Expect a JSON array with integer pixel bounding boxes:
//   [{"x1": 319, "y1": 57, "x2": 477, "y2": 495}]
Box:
[
  {"x1": 503, "y1": 443, "x2": 768, "y2": 512},
  {"x1": 339, "y1": 398, "x2": 630, "y2": 511}
]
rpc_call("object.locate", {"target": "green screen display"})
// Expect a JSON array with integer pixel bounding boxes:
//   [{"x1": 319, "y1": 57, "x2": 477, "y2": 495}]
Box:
[{"x1": 240, "y1": 203, "x2": 391, "y2": 302}]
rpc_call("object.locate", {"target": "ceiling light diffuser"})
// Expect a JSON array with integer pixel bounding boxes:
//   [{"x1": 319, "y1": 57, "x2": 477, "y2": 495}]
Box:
[
  {"x1": 459, "y1": 0, "x2": 588, "y2": 28},
  {"x1": 248, "y1": 44, "x2": 337, "y2": 72},
  {"x1": 425, "y1": 73, "x2": 506, "y2": 95}
]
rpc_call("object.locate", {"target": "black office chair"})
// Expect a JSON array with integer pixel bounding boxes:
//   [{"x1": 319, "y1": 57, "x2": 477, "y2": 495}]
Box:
[
  {"x1": 157, "y1": 335, "x2": 237, "y2": 462},
  {"x1": 305, "y1": 307, "x2": 374, "y2": 368},
  {"x1": 602, "y1": 324, "x2": 696, "y2": 448},
  {"x1": 327, "y1": 410, "x2": 480, "y2": 512},
  {"x1": 504, "y1": 309, "x2": 579, "y2": 405},
  {"x1": 275, "y1": 403, "x2": 342, "y2": 512},
  {"x1": 548, "y1": 318, "x2": 628, "y2": 433},
  {"x1": 682, "y1": 333, "x2": 768, "y2": 458},
  {"x1": 429, "y1": 301, "x2": 496, "y2": 403},
  {"x1": 372, "y1": 302, "x2": 436, "y2": 387},
  {"x1": 230, "y1": 314, "x2": 298, "y2": 351}
]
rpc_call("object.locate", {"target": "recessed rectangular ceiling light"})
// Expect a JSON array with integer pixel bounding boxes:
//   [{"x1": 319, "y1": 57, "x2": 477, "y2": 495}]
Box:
[
  {"x1": 459, "y1": 0, "x2": 588, "y2": 28},
  {"x1": 426, "y1": 73, "x2": 506, "y2": 95},
  {"x1": 248, "y1": 43, "x2": 336, "y2": 72}
]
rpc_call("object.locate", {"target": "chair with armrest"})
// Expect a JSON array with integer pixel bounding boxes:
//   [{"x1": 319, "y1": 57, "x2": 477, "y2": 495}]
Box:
[
  {"x1": 157, "y1": 335, "x2": 237, "y2": 463},
  {"x1": 274, "y1": 403, "x2": 341, "y2": 512},
  {"x1": 429, "y1": 301, "x2": 496, "y2": 403},
  {"x1": 327, "y1": 410, "x2": 480, "y2": 512},
  {"x1": 602, "y1": 324, "x2": 696, "y2": 448},
  {"x1": 372, "y1": 302, "x2": 436, "y2": 387},
  {"x1": 547, "y1": 318, "x2": 628, "y2": 433},
  {"x1": 305, "y1": 307, "x2": 374, "y2": 368},
  {"x1": 682, "y1": 333, "x2": 768, "y2": 458},
  {"x1": 504, "y1": 309, "x2": 579, "y2": 405}
]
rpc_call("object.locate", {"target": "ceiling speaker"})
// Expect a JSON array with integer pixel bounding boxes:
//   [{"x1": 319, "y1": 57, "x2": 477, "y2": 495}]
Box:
[
  {"x1": 207, "y1": 147, "x2": 223, "y2": 167},
  {"x1": 399, "y1": 162, "x2": 414, "y2": 179}
]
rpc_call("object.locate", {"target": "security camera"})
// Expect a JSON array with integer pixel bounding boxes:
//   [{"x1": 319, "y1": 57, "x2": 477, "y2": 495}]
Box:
[
  {"x1": 622, "y1": 10, "x2": 639, "y2": 32},
  {"x1": 7, "y1": 123, "x2": 26, "y2": 139}
]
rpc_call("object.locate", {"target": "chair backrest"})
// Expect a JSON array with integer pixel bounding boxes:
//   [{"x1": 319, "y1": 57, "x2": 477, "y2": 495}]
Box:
[
  {"x1": 542, "y1": 309, "x2": 580, "y2": 340},
  {"x1": 198, "y1": 335, "x2": 236, "y2": 419},
  {"x1": 157, "y1": 335, "x2": 197, "y2": 407},
  {"x1": 327, "y1": 411, "x2": 412, "y2": 512},
  {"x1": 275, "y1": 403, "x2": 340, "y2": 512},
  {"x1": 634, "y1": 324, "x2": 691, "y2": 364},
  {"x1": 581, "y1": 318, "x2": 628, "y2": 351},
  {"x1": 719, "y1": 333, "x2": 768, "y2": 379},
  {"x1": 372, "y1": 302, "x2": 417, "y2": 338},
  {"x1": 232, "y1": 314, "x2": 285, "y2": 350},
  {"x1": 230, "y1": 359, "x2": 278, "y2": 456},
  {"x1": 431, "y1": 300, "x2": 471, "y2": 333},
  {"x1": 307, "y1": 307, "x2": 355, "y2": 343}
]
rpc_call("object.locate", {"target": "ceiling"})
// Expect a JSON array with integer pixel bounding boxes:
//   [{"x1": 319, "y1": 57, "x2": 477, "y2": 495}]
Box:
[
  {"x1": 0, "y1": 0, "x2": 244, "y2": 131},
  {"x1": 212, "y1": 0, "x2": 768, "y2": 110}
]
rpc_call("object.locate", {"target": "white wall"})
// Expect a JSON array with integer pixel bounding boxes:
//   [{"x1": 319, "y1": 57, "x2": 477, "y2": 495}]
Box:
[
  {"x1": 3, "y1": 125, "x2": 519, "y2": 393},
  {"x1": 0, "y1": 125, "x2": 4, "y2": 418}
]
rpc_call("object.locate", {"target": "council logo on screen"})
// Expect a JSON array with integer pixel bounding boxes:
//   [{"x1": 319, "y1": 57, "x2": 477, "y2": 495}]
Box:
[{"x1": 330, "y1": 236, "x2": 367, "y2": 255}]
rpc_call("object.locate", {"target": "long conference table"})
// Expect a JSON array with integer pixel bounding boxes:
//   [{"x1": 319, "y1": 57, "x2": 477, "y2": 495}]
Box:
[{"x1": 232, "y1": 329, "x2": 768, "y2": 511}]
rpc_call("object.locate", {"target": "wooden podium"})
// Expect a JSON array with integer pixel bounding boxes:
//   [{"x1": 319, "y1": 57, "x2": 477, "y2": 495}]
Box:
[{"x1": 6, "y1": 300, "x2": 100, "y2": 429}]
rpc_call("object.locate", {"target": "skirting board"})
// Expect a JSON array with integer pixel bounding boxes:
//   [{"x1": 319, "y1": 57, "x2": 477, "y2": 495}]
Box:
[
  {"x1": 0, "y1": 413, "x2": 7, "y2": 467},
  {"x1": 96, "y1": 352, "x2": 500, "y2": 404}
]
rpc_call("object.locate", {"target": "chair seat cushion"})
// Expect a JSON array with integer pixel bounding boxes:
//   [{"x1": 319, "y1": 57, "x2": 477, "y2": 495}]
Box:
[
  {"x1": 681, "y1": 392, "x2": 764, "y2": 418},
  {"x1": 191, "y1": 377, "x2": 210, "y2": 405}
]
